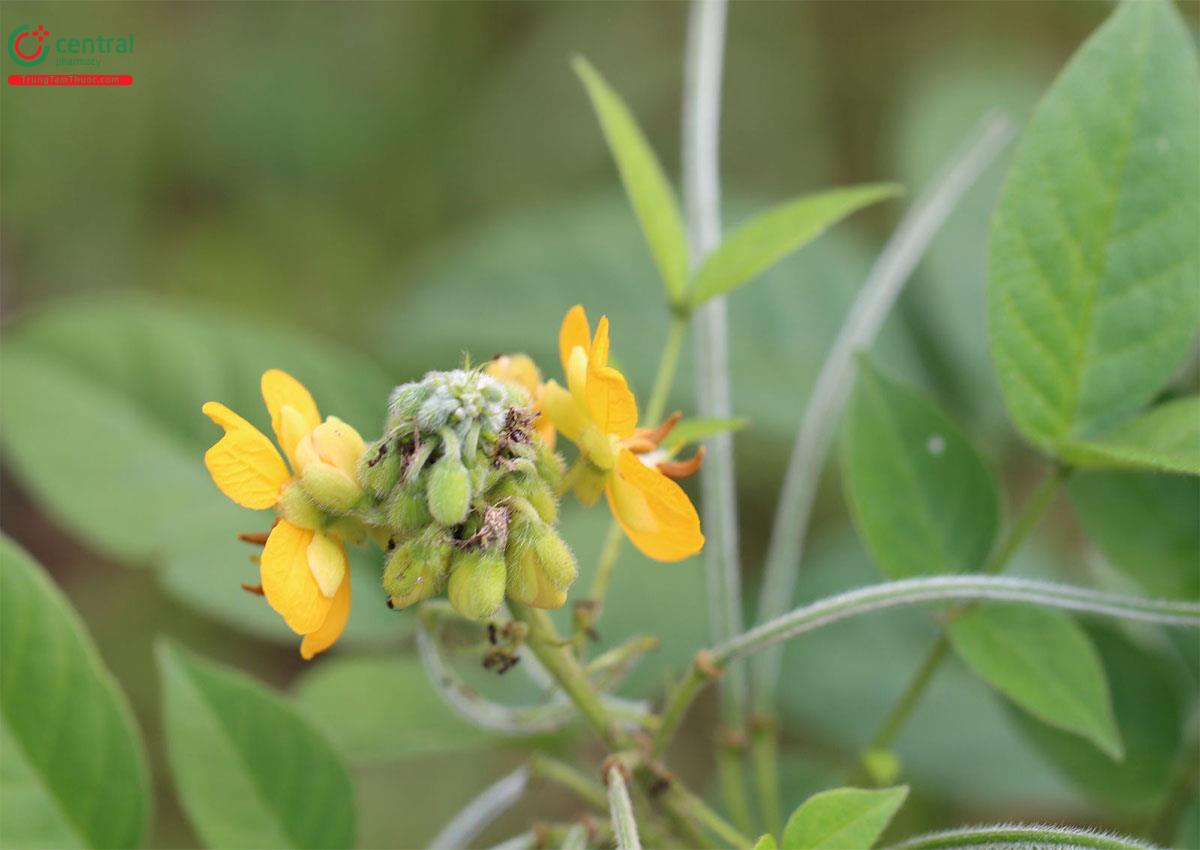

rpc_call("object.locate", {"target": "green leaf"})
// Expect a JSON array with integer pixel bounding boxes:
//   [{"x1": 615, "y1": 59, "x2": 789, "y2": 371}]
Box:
[
  {"x1": 157, "y1": 641, "x2": 356, "y2": 849},
  {"x1": 844, "y1": 357, "x2": 1000, "y2": 578},
  {"x1": 0, "y1": 536, "x2": 148, "y2": 849},
  {"x1": 573, "y1": 56, "x2": 689, "y2": 302},
  {"x1": 0, "y1": 297, "x2": 407, "y2": 646},
  {"x1": 1058, "y1": 396, "x2": 1200, "y2": 475},
  {"x1": 662, "y1": 417, "x2": 749, "y2": 453},
  {"x1": 780, "y1": 786, "x2": 908, "y2": 850},
  {"x1": 754, "y1": 835, "x2": 779, "y2": 850},
  {"x1": 949, "y1": 605, "x2": 1121, "y2": 759},
  {"x1": 291, "y1": 656, "x2": 502, "y2": 764},
  {"x1": 689, "y1": 184, "x2": 900, "y2": 306},
  {"x1": 1009, "y1": 625, "x2": 1184, "y2": 813},
  {"x1": 987, "y1": 0, "x2": 1200, "y2": 453},
  {"x1": 1068, "y1": 470, "x2": 1199, "y2": 599}
]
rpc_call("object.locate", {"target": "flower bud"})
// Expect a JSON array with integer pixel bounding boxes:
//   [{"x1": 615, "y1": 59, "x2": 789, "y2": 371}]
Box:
[
  {"x1": 296, "y1": 417, "x2": 366, "y2": 513},
  {"x1": 387, "y1": 478, "x2": 432, "y2": 534},
  {"x1": 426, "y1": 430, "x2": 471, "y2": 526},
  {"x1": 383, "y1": 528, "x2": 453, "y2": 609},
  {"x1": 534, "y1": 527, "x2": 577, "y2": 591},
  {"x1": 359, "y1": 438, "x2": 402, "y2": 499},
  {"x1": 447, "y1": 546, "x2": 507, "y2": 620},
  {"x1": 571, "y1": 461, "x2": 608, "y2": 506},
  {"x1": 490, "y1": 475, "x2": 558, "y2": 524},
  {"x1": 534, "y1": 442, "x2": 565, "y2": 491},
  {"x1": 504, "y1": 518, "x2": 575, "y2": 609}
]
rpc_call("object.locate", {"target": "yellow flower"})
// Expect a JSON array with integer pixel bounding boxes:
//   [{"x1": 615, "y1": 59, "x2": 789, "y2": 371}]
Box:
[
  {"x1": 201, "y1": 369, "x2": 365, "y2": 659},
  {"x1": 485, "y1": 354, "x2": 556, "y2": 448},
  {"x1": 542, "y1": 306, "x2": 704, "y2": 562}
]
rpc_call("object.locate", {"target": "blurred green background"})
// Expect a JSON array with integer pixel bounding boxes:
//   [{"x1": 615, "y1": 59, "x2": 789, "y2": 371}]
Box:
[{"x1": 2, "y1": 2, "x2": 1197, "y2": 848}]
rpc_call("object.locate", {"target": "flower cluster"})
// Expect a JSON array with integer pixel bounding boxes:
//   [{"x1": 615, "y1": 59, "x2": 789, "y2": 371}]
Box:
[{"x1": 201, "y1": 307, "x2": 704, "y2": 658}]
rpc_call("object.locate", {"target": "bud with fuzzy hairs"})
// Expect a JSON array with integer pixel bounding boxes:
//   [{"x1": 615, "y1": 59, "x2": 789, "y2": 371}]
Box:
[
  {"x1": 383, "y1": 527, "x2": 454, "y2": 609},
  {"x1": 426, "y1": 428, "x2": 471, "y2": 526},
  {"x1": 447, "y1": 546, "x2": 507, "y2": 620}
]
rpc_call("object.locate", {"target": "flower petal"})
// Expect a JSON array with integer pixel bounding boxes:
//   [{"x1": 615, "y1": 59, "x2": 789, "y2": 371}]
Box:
[
  {"x1": 260, "y1": 521, "x2": 333, "y2": 634},
  {"x1": 542, "y1": 380, "x2": 588, "y2": 444},
  {"x1": 297, "y1": 571, "x2": 350, "y2": 662},
  {"x1": 589, "y1": 315, "x2": 611, "y2": 369},
  {"x1": 607, "y1": 449, "x2": 704, "y2": 562},
  {"x1": 261, "y1": 369, "x2": 320, "y2": 465},
  {"x1": 300, "y1": 568, "x2": 352, "y2": 660},
  {"x1": 307, "y1": 530, "x2": 347, "y2": 598},
  {"x1": 586, "y1": 364, "x2": 638, "y2": 439},
  {"x1": 559, "y1": 305, "x2": 591, "y2": 375},
  {"x1": 201, "y1": 402, "x2": 290, "y2": 509}
]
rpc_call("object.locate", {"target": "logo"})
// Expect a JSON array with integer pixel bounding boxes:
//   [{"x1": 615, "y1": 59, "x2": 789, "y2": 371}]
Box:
[{"x1": 8, "y1": 25, "x2": 49, "y2": 66}]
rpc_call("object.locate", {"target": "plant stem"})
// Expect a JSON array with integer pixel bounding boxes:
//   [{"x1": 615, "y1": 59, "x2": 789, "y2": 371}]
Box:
[
  {"x1": 607, "y1": 766, "x2": 643, "y2": 850},
  {"x1": 853, "y1": 463, "x2": 1070, "y2": 777},
  {"x1": 683, "y1": 0, "x2": 748, "y2": 737},
  {"x1": 717, "y1": 733, "x2": 753, "y2": 836},
  {"x1": 586, "y1": 522, "x2": 626, "y2": 605},
  {"x1": 529, "y1": 754, "x2": 609, "y2": 811},
  {"x1": 512, "y1": 602, "x2": 632, "y2": 751},
  {"x1": 652, "y1": 574, "x2": 1200, "y2": 752},
  {"x1": 884, "y1": 824, "x2": 1160, "y2": 850},
  {"x1": 749, "y1": 716, "x2": 781, "y2": 836},
  {"x1": 509, "y1": 602, "x2": 753, "y2": 849},
  {"x1": 644, "y1": 313, "x2": 690, "y2": 427}
]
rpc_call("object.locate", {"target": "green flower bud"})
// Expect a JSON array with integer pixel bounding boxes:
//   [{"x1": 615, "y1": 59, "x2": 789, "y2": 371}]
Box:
[
  {"x1": 427, "y1": 429, "x2": 471, "y2": 526},
  {"x1": 359, "y1": 438, "x2": 402, "y2": 499},
  {"x1": 326, "y1": 514, "x2": 369, "y2": 545},
  {"x1": 383, "y1": 528, "x2": 453, "y2": 608},
  {"x1": 535, "y1": 441, "x2": 565, "y2": 491},
  {"x1": 503, "y1": 517, "x2": 575, "y2": 608},
  {"x1": 571, "y1": 460, "x2": 607, "y2": 506},
  {"x1": 534, "y1": 527, "x2": 577, "y2": 591},
  {"x1": 387, "y1": 478, "x2": 432, "y2": 534},
  {"x1": 447, "y1": 546, "x2": 507, "y2": 620},
  {"x1": 489, "y1": 475, "x2": 558, "y2": 524},
  {"x1": 277, "y1": 483, "x2": 324, "y2": 530},
  {"x1": 301, "y1": 462, "x2": 364, "y2": 514}
]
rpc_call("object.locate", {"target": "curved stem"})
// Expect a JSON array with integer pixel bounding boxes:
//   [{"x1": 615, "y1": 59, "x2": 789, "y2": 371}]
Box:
[
  {"x1": 427, "y1": 766, "x2": 530, "y2": 850},
  {"x1": 530, "y1": 754, "x2": 609, "y2": 811},
  {"x1": 654, "y1": 576, "x2": 1200, "y2": 749},
  {"x1": 885, "y1": 824, "x2": 1159, "y2": 850},
  {"x1": 749, "y1": 112, "x2": 1017, "y2": 712}
]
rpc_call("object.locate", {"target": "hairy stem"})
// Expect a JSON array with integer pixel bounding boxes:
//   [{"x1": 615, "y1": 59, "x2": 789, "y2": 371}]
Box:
[
  {"x1": 683, "y1": 0, "x2": 749, "y2": 739},
  {"x1": 644, "y1": 313, "x2": 691, "y2": 427},
  {"x1": 607, "y1": 766, "x2": 643, "y2": 850},
  {"x1": 427, "y1": 766, "x2": 530, "y2": 850},
  {"x1": 654, "y1": 575, "x2": 1200, "y2": 748},
  {"x1": 749, "y1": 717, "x2": 781, "y2": 836},
  {"x1": 529, "y1": 754, "x2": 609, "y2": 811},
  {"x1": 885, "y1": 824, "x2": 1160, "y2": 850}
]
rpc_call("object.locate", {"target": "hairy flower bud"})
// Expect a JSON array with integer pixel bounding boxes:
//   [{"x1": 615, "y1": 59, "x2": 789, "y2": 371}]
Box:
[
  {"x1": 387, "y1": 478, "x2": 432, "y2": 533},
  {"x1": 277, "y1": 482, "x2": 324, "y2": 530},
  {"x1": 504, "y1": 516, "x2": 576, "y2": 609},
  {"x1": 383, "y1": 528, "x2": 453, "y2": 609},
  {"x1": 359, "y1": 438, "x2": 402, "y2": 499},
  {"x1": 296, "y1": 417, "x2": 366, "y2": 513},
  {"x1": 447, "y1": 546, "x2": 507, "y2": 620},
  {"x1": 426, "y1": 429, "x2": 471, "y2": 526}
]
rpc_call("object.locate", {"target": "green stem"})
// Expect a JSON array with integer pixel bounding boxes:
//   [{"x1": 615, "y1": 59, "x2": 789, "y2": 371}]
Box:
[
  {"x1": 529, "y1": 754, "x2": 609, "y2": 811},
  {"x1": 509, "y1": 603, "x2": 752, "y2": 849},
  {"x1": 511, "y1": 602, "x2": 631, "y2": 750},
  {"x1": 855, "y1": 463, "x2": 1070, "y2": 773},
  {"x1": 885, "y1": 824, "x2": 1160, "y2": 850},
  {"x1": 750, "y1": 717, "x2": 781, "y2": 836},
  {"x1": 717, "y1": 734, "x2": 753, "y2": 836},
  {"x1": 587, "y1": 522, "x2": 626, "y2": 604},
  {"x1": 644, "y1": 312, "x2": 690, "y2": 427}
]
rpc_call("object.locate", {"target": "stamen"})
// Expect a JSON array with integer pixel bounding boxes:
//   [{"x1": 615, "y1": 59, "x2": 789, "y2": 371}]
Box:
[
  {"x1": 656, "y1": 446, "x2": 705, "y2": 480},
  {"x1": 238, "y1": 531, "x2": 270, "y2": 546},
  {"x1": 240, "y1": 583, "x2": 265, "y2": 596}
]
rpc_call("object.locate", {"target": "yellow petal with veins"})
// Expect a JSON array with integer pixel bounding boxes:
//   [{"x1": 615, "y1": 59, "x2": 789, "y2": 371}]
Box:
[
  {"x1": 201, "y1": 402, "x2": 290, "y2": 509},
  {"x1": 261, "y1": 369, "x2": 320, "y2": 458},
  {"x1": 586, "y1": 364, "x2": 637, "y2": 439},
  {"x1": 260, "y1": 521, "x2": 333, "y2": 634},
  {"x1": 300, "y1": 568, "x2": 352, "y2": 660},
  {"x1": 307, "y1": 530, "x2": 347, "y2": 598},
  {"x1": 607, "y1": 449, "x2": 704, "y2": 562},
  {"x1": 559, "y1": 305, "x2": 591, "y2": 376}
]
